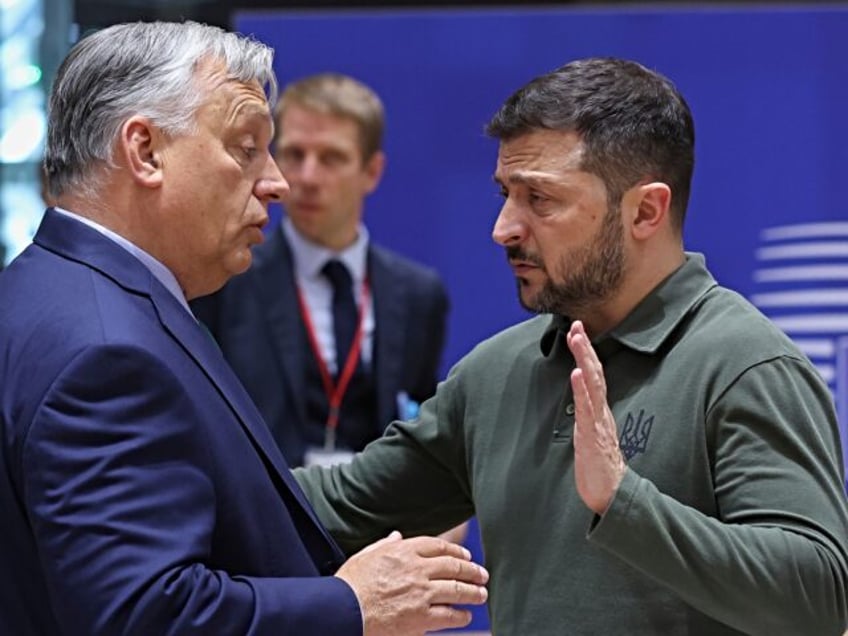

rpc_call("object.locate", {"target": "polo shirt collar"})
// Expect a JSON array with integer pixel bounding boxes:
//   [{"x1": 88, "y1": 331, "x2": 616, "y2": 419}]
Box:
[{"x1": 540, "y1": 252, "x2": 718, "y2": 357}]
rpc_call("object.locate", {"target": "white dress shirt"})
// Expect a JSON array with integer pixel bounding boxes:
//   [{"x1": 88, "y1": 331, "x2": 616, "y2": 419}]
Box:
[{"x1": 282, "y1": 217, "x2": 375, "y2": 375}]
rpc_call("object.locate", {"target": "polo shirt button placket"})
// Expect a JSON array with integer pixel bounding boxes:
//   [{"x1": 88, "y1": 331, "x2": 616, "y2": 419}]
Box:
[{"x1": 553, "y1": 400, "x2": 575, "y2": 442}]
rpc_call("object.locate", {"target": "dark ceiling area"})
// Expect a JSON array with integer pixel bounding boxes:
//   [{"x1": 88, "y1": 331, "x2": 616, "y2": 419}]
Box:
[
  {"x1": 73, "y1": 0, "x2": 822, "y2": 33},
  {"x1": 73, "y1": 0, "x2": 584, "y2": 31}
]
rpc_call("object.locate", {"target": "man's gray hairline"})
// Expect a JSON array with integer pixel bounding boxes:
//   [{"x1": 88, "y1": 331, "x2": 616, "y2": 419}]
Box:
[{"x1": 47, "y1": 21, "x2": 277, "y2": 198}]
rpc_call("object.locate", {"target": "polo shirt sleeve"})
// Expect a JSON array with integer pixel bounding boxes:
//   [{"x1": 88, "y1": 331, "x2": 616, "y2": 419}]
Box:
[
  {"x1": 588, "y1": 354, "x2": 848, "y2": 636},
  {"x1": 293, "y1": 367, "x2": 475, "y2": 555}
]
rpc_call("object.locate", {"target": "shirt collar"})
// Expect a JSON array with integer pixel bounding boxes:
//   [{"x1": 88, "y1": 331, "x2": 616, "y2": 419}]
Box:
[
  {"x1": 52, "y1": 206, "x2": 192, "y2": 315},
  {"x1": 282, "y1": 216, "x2": 370, "y2": 283},
  {"x1": 540, "y1": 252, "x2": 718, "y2": 357}
]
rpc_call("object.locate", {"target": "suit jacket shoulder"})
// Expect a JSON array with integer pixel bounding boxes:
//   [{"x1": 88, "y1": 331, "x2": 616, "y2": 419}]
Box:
[{"x1": 0, "y1": 211, "x2": 361, "y2": 635}]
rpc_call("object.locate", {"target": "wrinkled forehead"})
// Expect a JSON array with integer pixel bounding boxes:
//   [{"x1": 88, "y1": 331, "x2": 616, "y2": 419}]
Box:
[
  {"x1": 193, "y1": 55, "x2": 274, "y2": 106},
  {"x1": 193, "y1": 61, "x2": 273, "y2": 123}
]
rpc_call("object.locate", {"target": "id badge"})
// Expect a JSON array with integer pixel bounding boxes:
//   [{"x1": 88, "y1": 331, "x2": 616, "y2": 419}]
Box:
[
  {"x1": 303, "y1": 446, "x2": 356, "y2": 468},
  {"x1": 395, "y1": 391, "x2": 421, "y2": 421}
]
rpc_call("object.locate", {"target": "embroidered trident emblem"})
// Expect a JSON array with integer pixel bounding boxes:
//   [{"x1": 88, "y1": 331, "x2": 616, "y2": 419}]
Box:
[{"x1": 619, "y1": 409, "x2": 654, "y2": 461}]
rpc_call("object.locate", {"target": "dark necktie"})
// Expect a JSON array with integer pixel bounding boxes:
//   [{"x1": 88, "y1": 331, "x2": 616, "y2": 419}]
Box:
[{"x1": 322, "y1": 259, "x2": 357, "y2": 377}]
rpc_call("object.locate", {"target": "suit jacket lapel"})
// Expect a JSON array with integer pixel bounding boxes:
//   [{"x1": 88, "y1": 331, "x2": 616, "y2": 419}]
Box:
[
  {"x1": 150, "y1": 270, "x2": 339, "y2": 556},
  {"x1": 35, "y1": 210, "x2": 342, "y2": 560},
  {"x1": 369, "y1": 247, "x2": 407, "y2": 430},
  {"x1": 151, "y1": 283, "x2": 295, "y2": 478}
]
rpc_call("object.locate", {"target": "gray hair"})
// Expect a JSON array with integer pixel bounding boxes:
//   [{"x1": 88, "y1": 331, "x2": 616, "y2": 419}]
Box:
[{"x1": 44, "y1": 21, "x2": 277, "y2": 198}]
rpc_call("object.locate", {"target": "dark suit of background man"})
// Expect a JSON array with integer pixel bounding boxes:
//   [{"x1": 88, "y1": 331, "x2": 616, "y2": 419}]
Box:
[
  {"x1": 0, "y1": 21, "x2": 487, "y2": 635},
  {"x1": 192, "y1": 73, "x2": 450, "y2": 469}
]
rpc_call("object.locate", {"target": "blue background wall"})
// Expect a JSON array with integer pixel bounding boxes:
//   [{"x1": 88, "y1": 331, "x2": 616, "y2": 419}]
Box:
[{"x1": 236, "y1": 6, "x2": 848, "y2": 630}]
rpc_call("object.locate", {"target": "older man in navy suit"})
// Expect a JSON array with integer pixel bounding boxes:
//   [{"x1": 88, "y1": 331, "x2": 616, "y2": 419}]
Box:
[{"x1": 0, "y1": 21, "x2": 487, "y2": 635}]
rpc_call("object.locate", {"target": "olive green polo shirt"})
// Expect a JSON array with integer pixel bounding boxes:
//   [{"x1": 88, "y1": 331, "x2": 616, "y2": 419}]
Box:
[{"x1": 295, "y1": 253, "x2": 848, "y2": 635}]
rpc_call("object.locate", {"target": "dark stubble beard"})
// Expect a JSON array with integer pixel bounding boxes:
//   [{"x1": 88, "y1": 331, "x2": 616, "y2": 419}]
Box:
[{"x1": 509, "y1": 204, "x2": 625, "y2": 317}]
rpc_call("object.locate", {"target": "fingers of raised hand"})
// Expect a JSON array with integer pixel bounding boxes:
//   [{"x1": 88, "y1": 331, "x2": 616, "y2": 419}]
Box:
[
  {"x1": 571, "y1": 367, "x2": 596, "y2": 426},
  {"x1": 567, "y1": 328, "x2": 606, "y2": 397}
]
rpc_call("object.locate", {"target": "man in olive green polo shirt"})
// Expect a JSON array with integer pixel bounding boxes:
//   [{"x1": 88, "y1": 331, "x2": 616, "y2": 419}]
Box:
[{"x1": 295, "y1": 57, "x2": 848, "y2": 635}]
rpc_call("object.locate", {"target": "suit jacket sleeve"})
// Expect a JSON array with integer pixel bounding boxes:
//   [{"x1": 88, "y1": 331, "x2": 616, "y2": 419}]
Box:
[{"x1": 22, "y1": 344, "x2": 362, "y2": 636}]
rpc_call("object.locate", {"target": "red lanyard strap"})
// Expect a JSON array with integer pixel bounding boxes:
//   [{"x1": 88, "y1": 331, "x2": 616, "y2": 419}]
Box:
[{"x1": 296, "y1": 278, "x2": 370, "y2": 444}]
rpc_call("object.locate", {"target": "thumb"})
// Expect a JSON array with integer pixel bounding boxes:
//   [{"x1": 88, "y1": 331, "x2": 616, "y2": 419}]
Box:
[{"x1": 358, "y1": 530, "x2": 403, "y2": 555}]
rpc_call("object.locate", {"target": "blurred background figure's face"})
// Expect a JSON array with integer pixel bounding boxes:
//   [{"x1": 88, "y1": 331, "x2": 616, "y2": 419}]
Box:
[{"x1": 275, "y1": 104, "x2": 382, "y2": 250}]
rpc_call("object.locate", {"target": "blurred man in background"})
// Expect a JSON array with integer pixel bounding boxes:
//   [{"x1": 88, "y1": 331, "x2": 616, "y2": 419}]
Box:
[{"x1": 194, "y1": 73, "x2": 450, "y2": 470}]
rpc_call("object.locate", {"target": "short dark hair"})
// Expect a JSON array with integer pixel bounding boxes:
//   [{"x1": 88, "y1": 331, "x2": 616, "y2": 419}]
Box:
[{"x1": 486, "y1": 57, "x2": 695, "y2": 229}]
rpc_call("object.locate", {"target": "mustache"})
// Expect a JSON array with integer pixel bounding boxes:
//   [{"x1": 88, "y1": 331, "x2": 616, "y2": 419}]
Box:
[{"x1": 506, "y1": 246, "x2": 544, "y2": 267}]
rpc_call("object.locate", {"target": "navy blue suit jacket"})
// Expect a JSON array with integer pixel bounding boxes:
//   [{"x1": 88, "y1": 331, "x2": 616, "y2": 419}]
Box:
[
  {"x1": 0, "y1": 210, "x2": 362, "y2": 635},
  {"x1": 192, "y1": 227, "x2": 449, "y2": 467}
]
